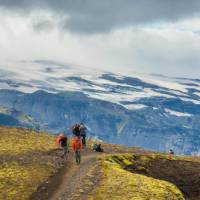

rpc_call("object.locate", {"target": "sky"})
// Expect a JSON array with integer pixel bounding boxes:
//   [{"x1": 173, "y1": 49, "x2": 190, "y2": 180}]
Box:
[{"x1": 0, "y1": 0, "x2": 200, "y2": 78}]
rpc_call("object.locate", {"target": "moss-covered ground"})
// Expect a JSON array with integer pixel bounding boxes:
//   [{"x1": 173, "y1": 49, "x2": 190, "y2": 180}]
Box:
[
  {"x1": 88, "y1": 154, "x2": 186, "y2": 200},
  {"x1": 1, "y1": 126, "x2": 200, "y2": 200},
  {"x1": 0, "y1": 127, "x2": 60, "y2": 200}
]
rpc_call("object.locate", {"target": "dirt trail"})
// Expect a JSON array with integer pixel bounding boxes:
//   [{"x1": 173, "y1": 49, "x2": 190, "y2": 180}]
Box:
[
  {"x1": 49, "y1": 153, "x2": 99, "y2": 200},
  {"x1": 30, "y1": 145, "x2": 148, "y2": 200},
  {"x1": 30, "y1": 149, "x2": 102, "y2": 200}
]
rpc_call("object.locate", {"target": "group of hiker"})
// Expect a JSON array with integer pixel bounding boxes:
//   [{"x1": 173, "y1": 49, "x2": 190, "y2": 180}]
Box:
[
  {"x1": 57, "y1": 123, "x2": 175, "y2": 164},
  {"x1": 56, "y1": 122, "x2": 103, "y2": 164}
]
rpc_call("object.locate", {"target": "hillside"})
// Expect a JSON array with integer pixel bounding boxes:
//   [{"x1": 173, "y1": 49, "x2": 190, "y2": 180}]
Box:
[
  {"x1": 88, "y1": 154, "x2": 200, "y2": 200},
  {"x1": 0, "y1": 107, "x2": 38, "y2": 129},
  {"x1": 1, "y1": 127, "x2": 200, "y2": 200},
  {"x1": 0, "y1": 127, "x2": 64, "y2": 200}
]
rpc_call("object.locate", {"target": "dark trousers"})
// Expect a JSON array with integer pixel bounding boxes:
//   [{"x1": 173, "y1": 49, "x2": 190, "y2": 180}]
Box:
[
  {"x1": 75, "y1": 150, "x2": 81, "y2": 164},
  {"x1": 82, "y1": 135, "x2": 86, "y2": 147}
]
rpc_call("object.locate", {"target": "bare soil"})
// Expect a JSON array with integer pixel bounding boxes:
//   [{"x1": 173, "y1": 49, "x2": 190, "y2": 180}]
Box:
[{"x1": 30, "y1": 148, "x2": 103, "y2": 200}]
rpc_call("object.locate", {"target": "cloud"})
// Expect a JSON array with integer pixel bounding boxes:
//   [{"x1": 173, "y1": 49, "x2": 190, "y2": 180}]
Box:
[
  {"x1": 0, "y1": 1, "x2": 200, "y2": 78},
  {"x1": 0, "y1": 0, "x2": 200, "y2": 33},
  {"x1": 0, "y1": 11, "x2": 200, "y2": 78},
  {"x1": 32, "y1": 19, "x2": 54, "y2": 32}
]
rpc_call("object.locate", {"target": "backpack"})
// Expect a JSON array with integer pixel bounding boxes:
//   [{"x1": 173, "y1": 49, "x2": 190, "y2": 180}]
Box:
[
  {"x1": 60, "y1": 136, "x2": 67, "y2": 147},
  {"x1": 79, "y1": 124, "x2": 86, "y2": 136},
  {"x1": 72, "y1": 124, "x2": 81, "y2": 136}
]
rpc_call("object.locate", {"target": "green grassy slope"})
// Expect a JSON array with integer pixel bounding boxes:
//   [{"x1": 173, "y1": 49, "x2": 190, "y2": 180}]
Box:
[
  {"x1": 88, "y1": 154, "x2": 185, "y2": 200},
  {"x1": 1, "y1": 126, "x2": 200, "y2": 200},
  {"x1": 0, "y1": 127, "x2": 61, "y2": 200}
]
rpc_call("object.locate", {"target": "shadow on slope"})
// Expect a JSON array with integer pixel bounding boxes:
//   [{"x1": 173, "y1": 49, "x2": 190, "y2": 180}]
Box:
[{"x1": 122, "y1": 154, "x2": 200, "y2": 200}]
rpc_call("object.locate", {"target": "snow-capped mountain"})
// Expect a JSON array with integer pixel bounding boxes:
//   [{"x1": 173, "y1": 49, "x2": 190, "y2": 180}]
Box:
[{"x1": 0, "y1": 60, "x2": 200, "y2": 154}]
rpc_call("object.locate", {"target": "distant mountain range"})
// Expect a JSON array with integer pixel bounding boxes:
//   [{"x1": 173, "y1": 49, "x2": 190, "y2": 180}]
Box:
[{"x1": 0, "y1": 60, "x2": 200, "y2": 155}]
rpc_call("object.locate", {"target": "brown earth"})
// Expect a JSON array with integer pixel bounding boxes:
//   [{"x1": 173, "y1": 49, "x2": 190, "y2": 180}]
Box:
[{"x1": 30, "y1": 150, "x2": 100, "y2": 200}]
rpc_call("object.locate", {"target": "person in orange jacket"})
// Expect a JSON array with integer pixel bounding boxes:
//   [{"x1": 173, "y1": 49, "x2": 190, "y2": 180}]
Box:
[
  {"x1": 72, "y1": 136, "x2": 82, "y2": 164},
  {"x1": 56, "y1": 133, "x2": 69, "y2": 160}
]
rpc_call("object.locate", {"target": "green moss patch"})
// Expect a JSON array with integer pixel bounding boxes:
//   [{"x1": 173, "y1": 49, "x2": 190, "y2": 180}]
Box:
[{"x1": 88, "y1": 154, "x2": 185, "y2": 200}]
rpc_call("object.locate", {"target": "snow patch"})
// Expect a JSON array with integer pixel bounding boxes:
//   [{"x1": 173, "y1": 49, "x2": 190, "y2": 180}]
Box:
[
  {"x1": 180, "y1": 97, "x2": 200, "y2": 105},
  {"x1": 194, "y1": 92, "x2": 200, "y2": 97},
  {"x1": 165, "y1": 109, "x2": 192, "y2": 117},
  {"x1": 124, "y1": 104, "x2": 147, "y2": 110}
]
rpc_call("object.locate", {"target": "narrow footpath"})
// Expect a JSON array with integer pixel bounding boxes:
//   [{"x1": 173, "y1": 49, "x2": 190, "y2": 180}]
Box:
[
  {"x1": 31, "y1": 149, "x2": 103, "y2": 200},
  {"x1": 30, "y1": 145, "x2": 146, "y2": 200}
]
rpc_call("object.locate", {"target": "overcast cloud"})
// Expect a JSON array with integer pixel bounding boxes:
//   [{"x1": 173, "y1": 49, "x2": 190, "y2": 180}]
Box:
[
  {"x1": 0, "y1": 0, "x2": 200, "y2": 77},
  {"x1": 0, "y1": 0, "x2": 200, "y2": 33}
]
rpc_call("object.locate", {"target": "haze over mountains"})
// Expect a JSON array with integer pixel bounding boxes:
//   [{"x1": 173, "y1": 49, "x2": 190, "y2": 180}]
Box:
[{"x1": 0, "y1": 60, "x2": 200, "y2": 155}]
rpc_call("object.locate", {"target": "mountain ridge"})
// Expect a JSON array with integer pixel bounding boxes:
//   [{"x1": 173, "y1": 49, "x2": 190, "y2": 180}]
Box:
[
  {"x1": 0, "y1": 62, "x2": 200, "y2": 154},
  {"x1": 0, "y1": 88, "x2": 199, "y2": 155}
]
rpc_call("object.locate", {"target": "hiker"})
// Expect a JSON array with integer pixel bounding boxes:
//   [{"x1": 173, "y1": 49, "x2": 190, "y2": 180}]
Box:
[
  {"x1": 72, "y1": 136, "x2": 83, "y2": 164},
  {"x1": 93, "y1": 143, "x2": 103, "y2": 152},
  {"x1": 72, "y1": 124, "x2": 81, "y2": 137},
  {"x1": 169, "y1": 149, "x2": 174, "y2": 155},
  {"x1": 79, "y1": 123, "x2": 87, "y2": 148},
  {"x1": 58, "y1": 133, "x2": 68, "y2": 160}
]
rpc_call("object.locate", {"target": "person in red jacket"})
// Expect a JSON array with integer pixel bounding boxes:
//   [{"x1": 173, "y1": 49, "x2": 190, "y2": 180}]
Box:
[{"x1": 72, "y1": 136, "x2": 82, "y2": 164}]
